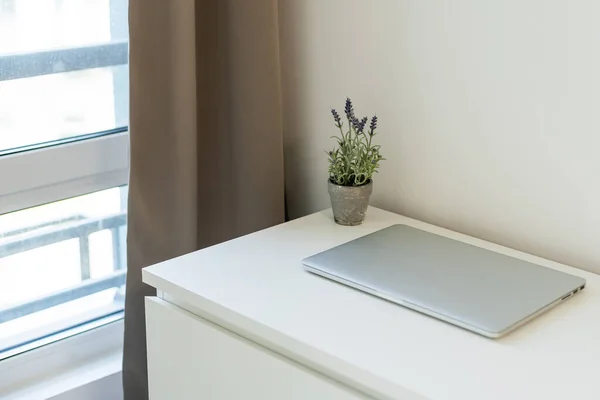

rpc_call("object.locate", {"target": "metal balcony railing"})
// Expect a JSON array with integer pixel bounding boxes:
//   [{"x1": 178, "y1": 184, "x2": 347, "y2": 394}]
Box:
[
  {"x1": 0, "y1": 40, "x2": 129, "y2": 82},
  {"x1": 0, "y1": 212, "x2": 127, "y2": 324}
]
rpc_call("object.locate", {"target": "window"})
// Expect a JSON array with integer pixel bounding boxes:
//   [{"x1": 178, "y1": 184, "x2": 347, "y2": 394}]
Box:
[{"x1": 0, "y1": 0, "x2": 129, "y2": 359}]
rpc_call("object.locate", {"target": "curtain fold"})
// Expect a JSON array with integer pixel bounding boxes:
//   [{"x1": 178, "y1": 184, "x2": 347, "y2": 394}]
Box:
[{"x1": 124, "y1": 1, "x2": 285, "y2": 398}]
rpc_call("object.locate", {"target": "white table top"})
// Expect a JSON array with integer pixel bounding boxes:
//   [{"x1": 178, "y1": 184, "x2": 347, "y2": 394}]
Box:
[{"x1": 143, "y1": 207, "x2": 600, "y2": 400}]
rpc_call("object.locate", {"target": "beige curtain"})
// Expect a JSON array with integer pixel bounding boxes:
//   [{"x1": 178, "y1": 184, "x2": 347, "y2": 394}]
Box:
[{"x1": 124, "y1": 0, "x2": 285, "y2": 398}]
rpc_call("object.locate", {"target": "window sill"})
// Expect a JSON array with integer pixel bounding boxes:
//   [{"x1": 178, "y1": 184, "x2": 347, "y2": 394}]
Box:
[{"x1": 0, "y1": 318, "x2": 123, "y2": 399}]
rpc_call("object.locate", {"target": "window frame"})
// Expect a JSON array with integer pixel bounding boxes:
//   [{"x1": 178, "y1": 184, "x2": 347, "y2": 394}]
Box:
[
  {"x1": 0, "y1": 132, "x2": 129, "y2": 215},
  {"x1": 0, "y1": 0, "x2": 130, "y2": 372},
  {"x1": 0, "y1": 317, "x2": 123, "y2": 398}
]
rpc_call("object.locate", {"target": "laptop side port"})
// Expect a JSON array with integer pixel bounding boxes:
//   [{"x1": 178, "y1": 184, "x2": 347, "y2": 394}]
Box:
[{"x1": 561, "y1": 292, "x2": 574, "y2": 301}]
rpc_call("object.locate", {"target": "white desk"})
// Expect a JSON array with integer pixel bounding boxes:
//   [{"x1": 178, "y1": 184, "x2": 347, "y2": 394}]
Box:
[{"x1": 143, "y1": 207, "x2": 600, "y2": 400}]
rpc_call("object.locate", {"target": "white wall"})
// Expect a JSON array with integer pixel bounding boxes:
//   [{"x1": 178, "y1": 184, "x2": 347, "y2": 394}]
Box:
[{"x1": 280, "y1": 0, "x2": 600, "y2": 273}]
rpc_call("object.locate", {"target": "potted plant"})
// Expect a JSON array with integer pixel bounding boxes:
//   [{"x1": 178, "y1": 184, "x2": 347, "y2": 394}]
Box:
[{"x1": 327, "y1": 98, "x2": 384, "y2": 226}]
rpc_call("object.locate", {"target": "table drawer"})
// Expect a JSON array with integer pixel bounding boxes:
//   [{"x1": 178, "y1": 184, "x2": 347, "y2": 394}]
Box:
[{"x1": 146, "y1": 297, "x2": 369, "y2": 400}]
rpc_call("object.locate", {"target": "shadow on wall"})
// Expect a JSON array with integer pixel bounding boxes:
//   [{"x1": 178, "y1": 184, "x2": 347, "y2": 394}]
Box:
[{"x1": 279, "y1": 0, "x2": 317, "y2": 220}]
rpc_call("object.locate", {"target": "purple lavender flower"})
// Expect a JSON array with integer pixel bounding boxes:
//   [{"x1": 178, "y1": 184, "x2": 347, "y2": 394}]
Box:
[
  {"x1": 359, "y1": 117, "x2": 368, "y2": 133},
  {"x1": 344, "y1": 98, "x2": 355, "y2": 120},
  {"x1": 331, "y1": 109, "x2": 341, "y2": 126},
  {"x1": 352, "y1": 116, "x2": 367, "y2": 133},
  {"x1": 369, "y1": 115, "x2": 378, "y2": 136}
]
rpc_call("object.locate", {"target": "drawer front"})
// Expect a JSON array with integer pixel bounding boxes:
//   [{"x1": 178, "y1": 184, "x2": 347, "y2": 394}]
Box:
[{"x1": 146, "y1": 297, "x2": 369, "y2": 400}]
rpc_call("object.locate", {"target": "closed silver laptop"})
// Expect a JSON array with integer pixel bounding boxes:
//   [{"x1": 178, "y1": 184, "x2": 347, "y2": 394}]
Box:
[{"x1": 302, "y1": 224, "x2": 586, "y2": 338}]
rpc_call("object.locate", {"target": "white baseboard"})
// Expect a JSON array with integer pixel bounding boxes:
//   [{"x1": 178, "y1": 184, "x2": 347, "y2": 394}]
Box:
[
  {"x1": 0, "y1": 320, "x2": 123, "y2": 400},
  {"x1": 48, "y1": 371, "x2": 122, "y2": 400}
]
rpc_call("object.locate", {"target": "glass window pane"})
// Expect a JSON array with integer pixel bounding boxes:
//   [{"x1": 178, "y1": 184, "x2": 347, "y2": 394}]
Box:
[
  {"x1": 0, "y1": 0, "x2": 126, "y2": 54},
  {"x1": 0, "y1": 0, "x2": 128, "y2": 152},
  {"x1": 0, "y1": 65, "x2": 129, "y2": 150},
  {"x1": 89, "y1": 229, "x2": 116, "y2": 278},
  {"x1": 0, "y1": 186, "x2": 127, "y2": 356},
  {"x1": 0, "y1": 239, "x2": 81, "y2": 305}
]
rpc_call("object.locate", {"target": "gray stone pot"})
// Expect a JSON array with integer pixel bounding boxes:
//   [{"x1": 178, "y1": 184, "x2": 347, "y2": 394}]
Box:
[{"x1": 328, "y1": 180, "x2": 373, "y2": 226}]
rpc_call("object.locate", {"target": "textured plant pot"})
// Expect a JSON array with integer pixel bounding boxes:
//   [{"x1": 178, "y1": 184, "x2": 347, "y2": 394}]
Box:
[{"x1": 328, "y1": 180, "x2": 373, "y2": 226}]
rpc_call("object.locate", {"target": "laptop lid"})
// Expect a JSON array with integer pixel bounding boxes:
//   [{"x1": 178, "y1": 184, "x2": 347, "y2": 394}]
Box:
[{"x1": 302, "y1": 224, "x2": 586, "y2": 338}]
